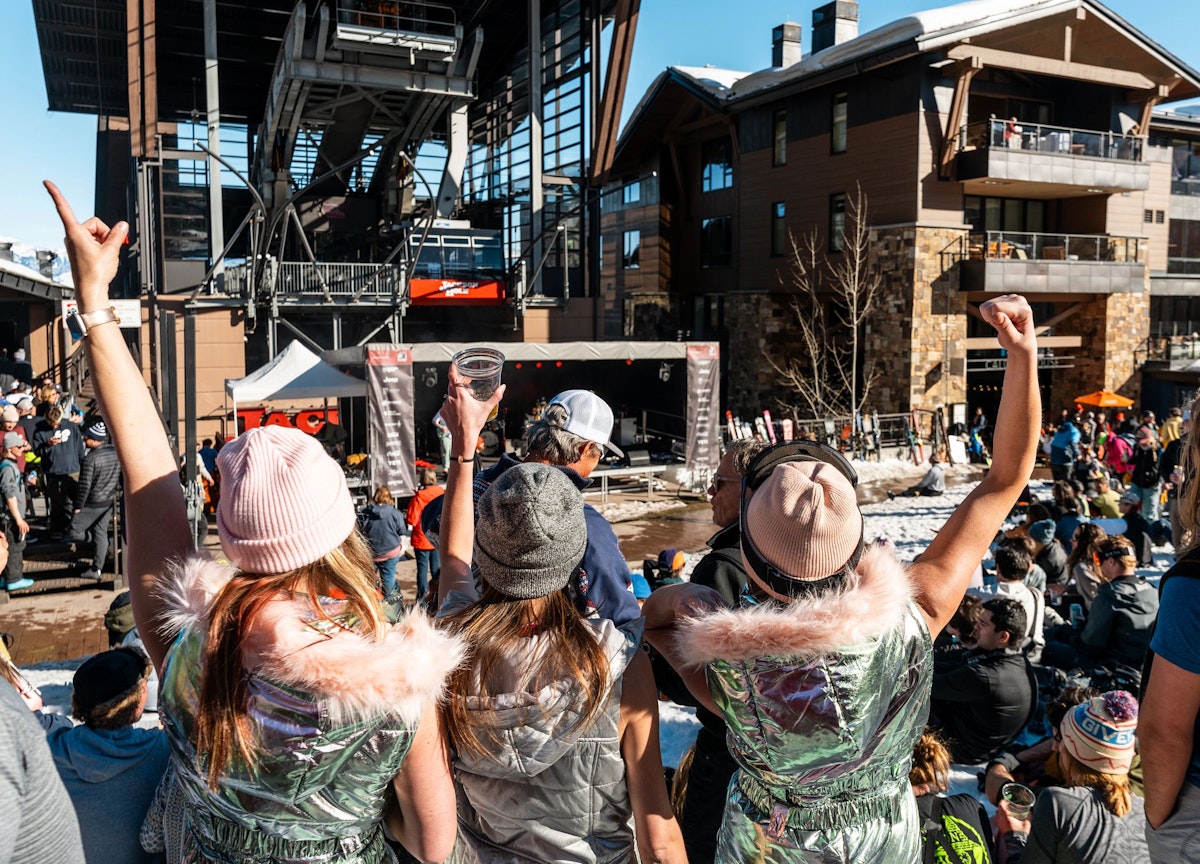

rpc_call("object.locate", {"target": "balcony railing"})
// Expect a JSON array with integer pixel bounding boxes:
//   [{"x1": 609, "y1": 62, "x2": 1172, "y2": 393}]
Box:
[
  {"x1": 335, "y1": 0, "x2": 457, "y2": 41},
  {"x1": 961, "y1": 119, "x2": 1144, "y2": 162},
  {"x1": 1167, "y1": 258, "x2": 1200, "y2": 274},
  {"x1": 1172, "y1": 177, "x2": 1200, "y2": 197},
  {"x1": 967, "y1": 231, "x2": 1143, "y2": 263},
  {"x1": 277, "y1": 261, "x2": 406, "y2": 297}
]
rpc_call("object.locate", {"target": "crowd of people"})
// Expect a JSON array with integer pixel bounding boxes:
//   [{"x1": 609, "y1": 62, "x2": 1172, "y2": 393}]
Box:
[
  {"x1": 3, "y1": 183, "x2": 1200, "y2": 864},
  {"x1": 1, "y1": 370, "x2": 120, "y2": 592}
]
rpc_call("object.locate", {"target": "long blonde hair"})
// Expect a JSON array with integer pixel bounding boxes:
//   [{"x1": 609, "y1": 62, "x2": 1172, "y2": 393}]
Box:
[
  {"x1": 439, "y1": 584, "x2": 609, "y2": 761},
  {"x1": 1057, "y1": 748, "x2": 1133, "y2": 817},
  {"x1": 193, "y1": 530, "x2": 385, "y2": 789}
]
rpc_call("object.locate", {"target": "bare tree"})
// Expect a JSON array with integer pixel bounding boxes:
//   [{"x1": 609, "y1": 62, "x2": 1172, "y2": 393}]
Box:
[{"x1": 765, "y1": 184, "x2": 883, "y2": 421}]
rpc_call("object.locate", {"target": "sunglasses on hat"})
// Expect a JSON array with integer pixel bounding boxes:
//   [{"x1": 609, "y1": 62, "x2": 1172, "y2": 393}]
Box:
[{"x1": 739, "y1": 441, "x2": 864, "y2": 600}]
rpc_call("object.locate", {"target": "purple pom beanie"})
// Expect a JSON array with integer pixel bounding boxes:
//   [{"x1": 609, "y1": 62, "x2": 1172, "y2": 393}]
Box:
[{"x1": 216, "y1": 426, "x2": 355, "y2": 573}]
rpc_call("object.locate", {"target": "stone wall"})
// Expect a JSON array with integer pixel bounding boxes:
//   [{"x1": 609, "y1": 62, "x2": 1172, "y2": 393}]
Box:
[
  {"x1": 724, "y1": 292, "x2": 793, "y2": 415},
  {"x1": 867, "y1": 225, "x2": 969, "y2": 414}
]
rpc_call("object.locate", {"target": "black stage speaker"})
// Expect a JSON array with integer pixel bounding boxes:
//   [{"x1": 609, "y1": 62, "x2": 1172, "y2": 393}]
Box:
[{"x1": 626, "y1": 448, "x2": 651, "y2": 467}]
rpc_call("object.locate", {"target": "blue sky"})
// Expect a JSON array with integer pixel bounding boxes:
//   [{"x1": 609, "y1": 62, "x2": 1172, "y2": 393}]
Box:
[{"x1": 1, "y1": 0, "x2": 1197, "y2": 250}]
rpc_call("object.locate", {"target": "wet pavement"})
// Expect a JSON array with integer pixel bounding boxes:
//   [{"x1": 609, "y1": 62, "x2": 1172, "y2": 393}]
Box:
[{"x1": 0, "y1": 466, "x2": 991, "y2": 665}]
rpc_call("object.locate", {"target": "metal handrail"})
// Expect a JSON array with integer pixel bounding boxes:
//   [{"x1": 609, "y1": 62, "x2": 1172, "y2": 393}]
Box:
[
  {"x1": 275, "y1": 261, "x2": 406, "y2": 296},
  {"x1": 335, "y1": 0, "x2": 457, "y2": 39},
  {"x1": 966, "y1": 230, "x2": 1143, "y2": 263},
  {"x1": 960, "y1": 119, "x2": 1144, "y2": 162}
]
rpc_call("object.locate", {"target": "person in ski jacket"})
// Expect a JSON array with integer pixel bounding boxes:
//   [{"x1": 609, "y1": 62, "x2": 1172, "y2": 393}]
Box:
[{"x1": 643, "y1": 295, "x2": 1040, "y2": 863}]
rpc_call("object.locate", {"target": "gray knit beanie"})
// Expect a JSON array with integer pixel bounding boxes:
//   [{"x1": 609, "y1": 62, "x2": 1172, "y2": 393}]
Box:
[{"x1": 474, "y1": 463, "x2": 587, "y2": 599}]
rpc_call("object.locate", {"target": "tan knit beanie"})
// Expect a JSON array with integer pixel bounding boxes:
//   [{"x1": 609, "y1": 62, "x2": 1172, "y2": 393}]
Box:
[{"x1": 743, "y1": 461, "x2": 863, "y2": 582}]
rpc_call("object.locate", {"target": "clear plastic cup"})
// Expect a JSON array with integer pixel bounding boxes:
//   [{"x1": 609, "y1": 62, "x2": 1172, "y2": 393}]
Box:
[
  {"x1": 451, "y1": 347, "x2": 505, "y2": 418},
  {"x1": 1001, "y1": 782, "x2": 1036, "y2": 820}
]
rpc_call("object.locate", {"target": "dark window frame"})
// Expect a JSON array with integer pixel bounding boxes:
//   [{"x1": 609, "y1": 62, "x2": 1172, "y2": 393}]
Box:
[
  {"x1": 831, "y1": 92, "x2": 848, "y2": 155},
  {"x1": 701, "y1": 215, "x2": 733, "y2": 268},
  {"x1": 829, "y1": 193, "x2": 847, "y2": 253},
  {"x1": 773, "y1": 110, "x2": 787, "y2": 167},
  {"x1": 622, "y1": 230, "x2": 641, "y2": 269},
  {"x1": 701, "y1": 137, "x2": 734, "y2": 192},
  {"x1": 771, "y1": 202, "x2": 787, "y2": 257}
]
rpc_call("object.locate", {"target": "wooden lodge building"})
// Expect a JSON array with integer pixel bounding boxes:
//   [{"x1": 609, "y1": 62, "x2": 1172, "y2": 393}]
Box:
[{"x1": 600, "y1": 0, "x2": 1200, "y2": 420}]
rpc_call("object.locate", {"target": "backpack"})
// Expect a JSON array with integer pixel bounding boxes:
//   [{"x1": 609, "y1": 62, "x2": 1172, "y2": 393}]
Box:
[{"x1": 1105, "y1": 433, "x2": 1136, "y2": 476}]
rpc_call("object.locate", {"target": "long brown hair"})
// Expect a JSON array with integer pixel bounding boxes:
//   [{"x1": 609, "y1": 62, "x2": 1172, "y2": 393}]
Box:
[
  {"x1": 1057, "y1": 748, "x2": 1133, "y2": 817},
  {"x1": 1066, "y1": 522, "x2": 1107, "y2": 574},
  {"x1": 193, "y1": 530, "x2": 385, "y2": 789},
  {"x1": 909, "y1": 730, "x2": 951, "y2": 793},
  {"x1": 440, "y1": 584, "x2": 610, "y2": 760},
  {"x1": 1180, "y1": 393, "x2": 1200, "y2": 551}
]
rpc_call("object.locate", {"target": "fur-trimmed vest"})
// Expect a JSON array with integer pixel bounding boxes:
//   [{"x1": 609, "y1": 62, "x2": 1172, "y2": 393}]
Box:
[
  {"x1": 157, "y1": 554, "x2": 465, "y2": 864},
  {"x1": 676, "y1": 545, "x2": 932, "y2": 861}
]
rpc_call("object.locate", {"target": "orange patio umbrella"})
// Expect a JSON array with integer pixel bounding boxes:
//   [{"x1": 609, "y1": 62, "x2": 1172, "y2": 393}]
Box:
[{"x1": 1073, "y1": 390, "x2": 1134, "y2": 408}]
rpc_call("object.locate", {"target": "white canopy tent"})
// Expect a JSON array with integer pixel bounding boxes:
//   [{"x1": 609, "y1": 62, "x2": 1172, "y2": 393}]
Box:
[{"x1": 225, "y1": 340, "x2": 367, "y2": 435}]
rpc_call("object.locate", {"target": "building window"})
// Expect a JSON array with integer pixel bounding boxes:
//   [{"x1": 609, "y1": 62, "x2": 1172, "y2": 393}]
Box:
[
  {"x1": 773, "y1": 110, "x2": 787, "y2": 166},
  {"x1": 701, "y1": 216, "x2": 732, "y2": 267},
  {"x1": 771, "y1": 202, "x2": 787, "y2": 256},
  {"x1": 623, "y1": 181, "x2": 641, "y2": 205},
  {"x1": 1145, "y1": 209, "x2": 1154, "y2": 223},
  {"x1": 701, "y1": 138, "x2": 733, "y2": 192},
  {"x1": 965, "y1": 196, "x2": 1046, "y2": 234},
  {"x1": 829, "y1": 193, "x2": 847, "y2": 252},
  {"x1": 1156, "y1": 210, "x2": 1166, "y2": 224},
  {"x1": 622, "y1": 230, "x2": 640, "y2": 269},
  {"x1": 832, "y1": 92, "x2": 848, "y2": 154}
]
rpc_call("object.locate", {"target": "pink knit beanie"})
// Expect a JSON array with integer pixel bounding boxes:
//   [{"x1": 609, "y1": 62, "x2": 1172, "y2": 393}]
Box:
[
  {"x1": 216, "y1": 426, "x2": 355, "y2": 573},
  {"x1": 743, "y1": 461, "x2": 863, "y2": 583}
]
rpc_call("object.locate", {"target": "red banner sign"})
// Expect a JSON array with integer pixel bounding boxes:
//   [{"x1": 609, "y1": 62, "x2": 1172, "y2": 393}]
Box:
[
  {"x1": 237, "y1": 408, "x2": 340, "y2": 435},
  {"x1": 409, "y1": 278, "x2": 505, "y2": 306}
]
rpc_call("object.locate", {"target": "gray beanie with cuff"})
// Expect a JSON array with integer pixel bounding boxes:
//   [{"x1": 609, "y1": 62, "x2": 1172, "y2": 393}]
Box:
[{"x1": 474, "y1": 463, "x2": 587, "y2": 599}]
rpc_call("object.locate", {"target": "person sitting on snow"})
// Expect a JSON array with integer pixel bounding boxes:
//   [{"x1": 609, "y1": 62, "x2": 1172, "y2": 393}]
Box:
[{"x1": 888, "y1": 454, "x2": 947, "y2": 499}]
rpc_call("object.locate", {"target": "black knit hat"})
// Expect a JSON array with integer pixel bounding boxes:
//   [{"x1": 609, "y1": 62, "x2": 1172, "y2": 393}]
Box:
[{"x1": 72, "y1": 647, "x2": 147, "y2": 714}]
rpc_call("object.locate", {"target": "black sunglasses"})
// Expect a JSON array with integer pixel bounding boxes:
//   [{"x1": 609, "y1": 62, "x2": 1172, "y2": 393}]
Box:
[{"x1": 739, "y1": 441, "x2": 864, "y2": 600}]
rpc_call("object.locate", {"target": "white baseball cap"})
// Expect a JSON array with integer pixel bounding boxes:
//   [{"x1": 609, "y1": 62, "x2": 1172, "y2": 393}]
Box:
[{"x1": 547, "y1": 389, "x2": 624, "y2": 457}]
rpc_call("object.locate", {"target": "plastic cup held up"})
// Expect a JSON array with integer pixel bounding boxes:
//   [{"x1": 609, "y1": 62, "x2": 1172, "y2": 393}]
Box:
[{"x1": 1001, "y1": 782, "x2": 1036, "y2": 821}]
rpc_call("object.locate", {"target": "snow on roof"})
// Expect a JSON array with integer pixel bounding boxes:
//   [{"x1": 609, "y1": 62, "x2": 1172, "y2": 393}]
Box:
[
  {"x1": 671, "y1": 65, "x2": 750, "y2": 94},
  {"x1": 0, "y1": 256, "x2": 56, "y2": 287},
  {"x1": 722, "y1": 0, "x2": 1199, "y2": 103},
  {"x1": 727, "y1": 0, "x2": 1079, "y2": 100}
]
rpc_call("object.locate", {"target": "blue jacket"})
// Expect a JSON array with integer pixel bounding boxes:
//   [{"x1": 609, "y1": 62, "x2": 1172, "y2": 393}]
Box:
[
  {"x1": 423, "y1": 454, "x2": 640, "y2": 628},
  {"x1": 1050, "y1": 422, "x2": 1081, "y2": 466},
  {"x1": 41, "y1": 715, "x2": 169, "y2": 864},
  {"x1": 356, "y1": 503, "x2": 407, "y2": 558}
]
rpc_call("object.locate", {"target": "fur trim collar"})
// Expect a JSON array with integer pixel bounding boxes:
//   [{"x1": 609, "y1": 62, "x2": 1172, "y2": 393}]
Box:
[
  {"x1": 157, "y1": 554, "x2": 466, "y2": 725},
  {"x1": 674, "y1": 544, "x2": 914, "y2": 667}
]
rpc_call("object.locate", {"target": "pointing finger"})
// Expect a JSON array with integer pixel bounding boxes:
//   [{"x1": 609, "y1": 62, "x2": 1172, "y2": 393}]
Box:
[{"x1": 43, "y1": 180, "x2": 79, "y2": 228}]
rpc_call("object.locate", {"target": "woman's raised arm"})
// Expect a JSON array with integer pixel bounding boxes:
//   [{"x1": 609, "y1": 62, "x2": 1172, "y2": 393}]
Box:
[
  {"x1": 435, "y1": 366, "x2": 503, "y2": 607},
  {"x1": 909, "y1": 294, "x2": 1041, "y2": 636},
  {"x1": 46, "y1": 181, "x2": 192, "y2": 674}
]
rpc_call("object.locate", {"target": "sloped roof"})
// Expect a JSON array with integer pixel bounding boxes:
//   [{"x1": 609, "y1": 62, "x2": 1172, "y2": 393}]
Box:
[
  {"x1": 0, "y1": 257, "x2": 73, "y2": 302},
  {"x1": 226, "y1": 340, "x2": 367, "y2": 402},
  {"x1": 727, "y1": 0, "x2": 1200, "y2": 103}
]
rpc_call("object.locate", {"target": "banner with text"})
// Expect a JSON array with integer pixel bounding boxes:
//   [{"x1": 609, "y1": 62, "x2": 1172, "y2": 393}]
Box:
[
  {"x1": 685, "y1": 344, "x2": 720, "y2": 473},
  {"x1": 366, "y1": 345, "x2": 416, "y2": 496}
]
